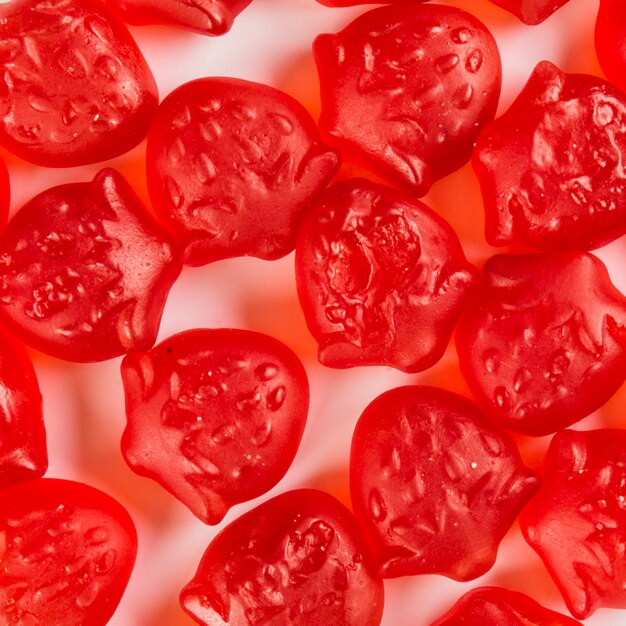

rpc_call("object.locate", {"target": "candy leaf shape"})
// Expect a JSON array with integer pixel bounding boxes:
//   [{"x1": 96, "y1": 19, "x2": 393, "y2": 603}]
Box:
[{"x1": 488, "y1": 0, "x2": 571, "y2": 24}]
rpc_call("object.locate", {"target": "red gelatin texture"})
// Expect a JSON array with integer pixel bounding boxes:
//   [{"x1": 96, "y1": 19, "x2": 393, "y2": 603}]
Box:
[
  {"x1": 520, "y1": 429, "x2": 626, "y2": 619},
  {"x1": 314, "y1": 4, "x2": 501, "y2": 196},
  {"x1": 596, "y1": 0, "x2": 626, "y2": 94},
  {"x1": 121, "y1": 329, "x2": 309, "y2": 525},
  {"x1": 456, "y1": 251, "x2": 626, "y2": 436},
  {"x1": 106, "y1": 0, "x2": 252, "y2": 36},
  {"x1": 488, "y1": 0, "x2": 571, "y2": 24},
  {"x1": 295, "y1": 178, "x2": 479, "y2": 372},
  {"x1": 429, "y1": 586, "x2": 583, "y2": 625},
  {"x1": 0, "y1": 168, "x2": 181, "y2": 362},
  {"x1": 315, "y1": 0, "x2": 428, "y2": 6},
  {"x1": 350, "y1": 386, "x2": 539, "y2": 581},
  {"x1": 474, "y1": 60, "x2": 626, "y2": 250},
  {"x1": 0, "y1": 0, "x2": 158, "y2": 167},
  {"x1": 146, "y1": 77, "x2": 339, "y2": 266},
  {"x1": 0, "y1": 156, "x2": 8, "y2": 228},
  {"x1": 180, "y1": 489, "x2": 385, "y2": 626},
  {"x1": 0, "y1": 326, "x2": 47, "y2": 487},
  {"x1": 0, "y1": 478, "x2": 137, "y2": 626}
]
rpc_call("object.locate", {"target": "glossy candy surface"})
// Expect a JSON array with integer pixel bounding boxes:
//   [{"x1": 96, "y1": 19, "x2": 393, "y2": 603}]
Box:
[
  {"x1": 488, "y1": 0, "x2": 572, "y2": 24},
  {"x1": 595, "y1": 0, "x2": 626, "y2": 95},
  {"x1": 106, "y1": 0, "x2": 253, "y2": 35},
  {"x1": 474, "y1": 61, "x2": 626, "y2": 250},
  {"x1": 314, "y1": 4, "x2": 501, "y2": 196},
  {"x1": 0, "y1": 326, "x2": 47, "y2": 488},
  {"x1": 0, "y1": 156, "x2": 8, "y2": 228},
  {"x1": 0, "y1": 0, "x2": 158, "y2": 167},
  {"x1": 295, "y1": 178, "x2": 479, "y2": 372},
  {"x1": 146, "y1": 77, "x2": 339, "y2": 266},
  {"x1": 521, "y1": 429, "x2": 626, "y2": 619},
  {"x1": 0, "y1": 169, "x2": 181, "y2": 362},
  {"x1": 121, "y1": 329, "x2": 309, "y2": 525},
  {"x1": 350, "y1": 386, "x2": 539, "y2": 580},
  {"x1": 0, "y1": 478, "x2": 137, "y2": 626},
  {"x1": 429, "y1": 586, "x2": 583, "y2": 625},
  {"x1": 456, "y1": 251, "x2": 626, "y2": 436},
  {"x1": 180, "y1": 489, "x2": 385, "y2": 626}
]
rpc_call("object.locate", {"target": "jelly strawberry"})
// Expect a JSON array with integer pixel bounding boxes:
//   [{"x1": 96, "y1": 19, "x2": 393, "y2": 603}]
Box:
[
  {"x1": 596, "y1": 0, "x2": 626, "y2": 95},
  {"x1": 314, "y1": 3, "x2": 501, "y2": 196},
  {"x1": 0, "y1": 156, "x2": 8, "y2": 228},
  {"x1": 0, "y1": 169, "x2": 181, "y2": 362},
  {"x1": 121, "y1": 329, "x2": 309, "y2": 525},
  {"x1": 0, "y1": 0, "x2": 158, "y2": 167},
  {"x1": 488, "y1": 0, "x2": 572, "y2": 24},
  {"x1": 181, "y1": 489, "x2": 385, "y2": 626}
]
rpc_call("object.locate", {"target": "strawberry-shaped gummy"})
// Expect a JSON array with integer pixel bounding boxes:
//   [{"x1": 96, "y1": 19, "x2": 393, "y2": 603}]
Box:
[
  {"x1": 429, "y1": 586, "x2": 583, "y2": 625},
  {"x1": 350, "y1": 386, "x2": 539, "y2": 580},
  {"x1": 0, "y1": 0, "x2": 158, "y2": 167},
  {"x1": 313, "y1": 4, "x2": 501, "y2": 196},
  {"x1": 0, "y1": 478, "x2": 137, "y2": 626},
  {"x1": 0, "y1": 326, "x2": 47, "y2": 487},
  {"x1": 181, "y1": 489, "x2": 385, "y2": 626},
  {"x1": 456, "y1": 251, "x2": 626, "y2": 436},
  {"x1": 146, "y1": 77, "x2": 339, "y2": 266},
  {"x1": 106, "y1": 0, "x2": 252, "y2": 36},
  {"x1": 121, "y1": 329, "x2": 309, "y2": 525},
  {"x1": 295, "y1": 178, "x2": 479, "y2": 372},
  {"x1": 488, "y1": 0, "x2": 572, "y2": 24},
  {"x1": 0, "y1": 169, "x2": 181, "y2": 362},
  {"x1": 474, "y1": 61, "x2": 626, "y2": 250},
  {"x1": 520, "y1": 429, "x2": 626, "y2": 619},
  {"x1": 0, "y1": 156, "x2": 8, "y2": 228},
  {"x1": 596, "y1": 0, "x2": 626, "y2": 94}
]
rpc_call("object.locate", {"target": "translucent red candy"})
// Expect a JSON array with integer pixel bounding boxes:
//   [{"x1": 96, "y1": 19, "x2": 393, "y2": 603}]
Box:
[
  {"x1": 350, "y1": 386, "x2": 539, "y2": 581},
  {"x1": 0, "y1": 478, "x2": 137, "y2": 626},
  {"x1": 0, "y1": 156, "x2": 8, "y2": 228},
  {"x1": 474, "y1": 60, "x2": 626, "y2": 250},
  {"x1": 596, "y1": 0, "x2": 626, "y2": 94},
  {"x1": 121, "y1": 329, "x2": 309, "y2": 525},
  {"x1": 0, "y1": 0, "x2": 158, "y2": 167},
  {"x1": 0, "y1": 168, "x2": 181, "y2": 362},
  {"x1": 315, "y1": 0, "x2": 428, "y2": 6},
  {"x1": 0, "y1": 327, "x2": 47, "y2": 488},
  {"x1": 457, "y1": 251, "x2": 626, "y2": 436},
  {"x1": 429, "y1": 586, "x2": 583, "y2": 625},
  {"x1": 295, "y1": 178, "x2": 479, "y2": 372},
  {"x1": 314, "y1": 4, "x2": 501, "y2": 196},
  {"x1": 487, "y1": 0, "x2": 571, "y2": 24},
  {"x1": 146, "y1": 77, "x2": 339, "y2": 266},
  {"x1": 180, "y1": 489, "x2": 385, "y2": 626},
  {"x1": 106, "y1": 0, "x2": 252, "y2": 35},
  {"x1": 521, "y1": 429, "x2": 626, "y2": 619}
]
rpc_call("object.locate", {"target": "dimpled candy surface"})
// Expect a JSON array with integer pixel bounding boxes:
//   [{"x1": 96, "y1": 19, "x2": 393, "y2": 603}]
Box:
[
  {"x1": 295, "y1": 178, "x2": 479, "y2": 372},
  {"x1": 474, "y1": 61, "x2": 626, "y2": 251},
  {"x1": 429, "y1": 586, "x2": 583, "y2": 625},
  {"x1": 487, "y1": 0, "x2": 572, "y2": 24},
  {"x1": 595, "y1": 0, "x2": 626, "y2": 95},
  {"x1": 106, "y1": 0, "x2": 253, "y2": 35},
  {"x1": 146, "y1": 77, "x2": 339, "y2": 266},
  {"x1": 350, "y1": 386, "x2": 539, "y2": 581},
  {"x1": 0, "y1": 478, "x2": 137, "y2": 626},
  {"x1": 121, "y1": 329, "x2": 309, "y2": 525},
  {"x1": 456, "y1": 251, "x2": 626, "y2": 436},
  {"x1": 313, "y1": 3, "x2": 501, "y2": 196},
  {"x1": 0, "y1": 168, "x2": 181, "y2": 362},
  {"x1": 520, "y1": 429, "x2": 626, "y2": 619},
  {"x1": 0, "y1": 0, "x2": 158, "y2": 167},
  {"x1": 180, "y1": 489, "x2": 385, "y2": 626}
]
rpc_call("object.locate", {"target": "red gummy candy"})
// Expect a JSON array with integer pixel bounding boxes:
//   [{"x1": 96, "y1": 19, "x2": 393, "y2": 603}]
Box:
[
  {"x1": 350, "y1": 386, "x2": 539, "y2": 580},
  {"x1": 0, "y1": 169, "x2": 181, "y2": 362},
  {"x1": 295, "y1": 178, "x2": 479, "y2": 372},
  {"x1": 121, "y1": 329, "x2": 309, "y2": 525},
  {"x1": 456, "y1": 251, "x2": 626, "y2": 436},
  {"x1": 0, "y1": 0, "x2": 158, "y2": 167},
  {"x1": 315, "y1": 0, "x2": 428, "y2": 6},
  {"x1": 596, "y1": 0, "x2": 626, "y2": 95},
  {"x1": 314, "y1": 4, "x2": 501, "y2": 196},
  {"x1": 146, "y1": 77, "x2": 339, "y2": 266},
  {"x1": 0, "y1": 156, "x2": 8, "y2": 227},
  {"x1": 488, "y1": 0, "x2": 571, "y2": 24},
  {"x1": 474, "y1": 61, "x2": 626, "y2": 250},
  {"x1": 429, "y1": 586, "x2": 583, "y2": 625},
  {"x1": 180, "y1": 489, "x2": 385, "y2": 626},
  {"x1": 0, "y1": 478, "x2": 137, "y2": 626},
  {"x1": 521, "y1": 429, "x2": 626, "y2": 619},
  {"x1": 106, "y1": 0, "x2": 252, "y2": 36},
  {"x1": 0, "y1": 326, "x2": 47, "y2": 488}
]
